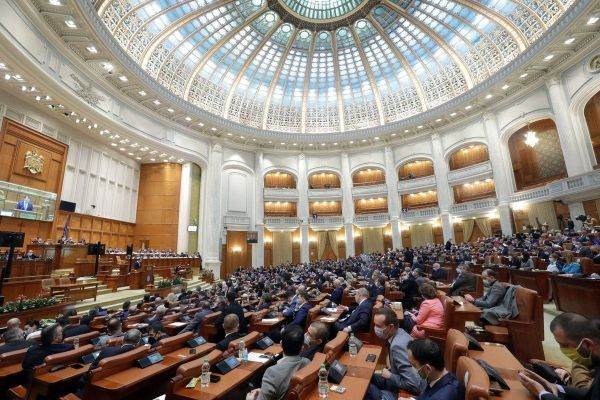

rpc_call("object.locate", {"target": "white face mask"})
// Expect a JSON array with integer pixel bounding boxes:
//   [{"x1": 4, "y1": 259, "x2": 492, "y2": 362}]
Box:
[
  {"x1": 374, "y1": 326, "x2": 387, "y2": 339},
  {"x1": 304, "y1": 333, "x2": 311, "y2": 346}
]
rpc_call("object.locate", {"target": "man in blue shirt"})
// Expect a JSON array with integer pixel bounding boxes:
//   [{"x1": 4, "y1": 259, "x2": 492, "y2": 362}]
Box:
[{"x1": 402, "y1": 339, "x2": 463, "y2": 400}]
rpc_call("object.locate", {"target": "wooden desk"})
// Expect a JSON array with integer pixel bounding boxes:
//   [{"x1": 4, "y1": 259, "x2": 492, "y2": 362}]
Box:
[
  {"x1": 165, "y1": 322, "x2": 189, "y2": 336},
  {"x1": 338, "y1": 345, "x2": 382, "y2": 367},
  {"x1": 509, "y1": 270, "x2": 551, "y2": 303},
  {"x1": 309, "y1": 293, "x2": 329, "y2": 305},
  {"x1": 468, "y1": 342, "x2": 524, "y2": 375},
  {"x1": 492, "y1": 370, "x2": 535, "y2": 400},
  {"x1": 450, "y1": 300, "x2": 481, "y2": 331},
  {"x1": 550, "y1": 275, "x2": 600, "y2": 318},
  {"x1": 87, "y1": 343, "x2": 216, "y2": 400},
  {"x1": 252, "y1": 317, "x2": 285, "y2": 334},
  {"x1": 32, "y1": 363, "x2": 91, "y2": 399}
]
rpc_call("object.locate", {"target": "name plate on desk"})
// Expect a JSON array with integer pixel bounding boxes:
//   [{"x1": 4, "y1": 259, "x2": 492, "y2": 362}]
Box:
[
  {"x1": 137, "y1": 352, "x2": 164, "y2": 368},
  {"x1": 186, "y1": 336, "x2": 207, "y2": 348},
  {"x1": 213, "y1": 356, "x2": 240, "y2": 374},
  {"x1": 255, "y1": 336, "x2": 274, "y2": 349}
]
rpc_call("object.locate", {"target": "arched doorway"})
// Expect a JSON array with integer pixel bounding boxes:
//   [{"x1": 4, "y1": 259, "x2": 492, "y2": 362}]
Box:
[{"x1": 584, "y1": 90, "x2": 600, "y2": 166}]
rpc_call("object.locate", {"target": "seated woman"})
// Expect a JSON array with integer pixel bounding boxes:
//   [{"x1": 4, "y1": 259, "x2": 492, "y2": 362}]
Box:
[
  {"x1": 403, "y1": 283, "x2": 444, "y2": 339},
  {"x1": 560, "y1": 252, "x2": 582, "y2": 274}
]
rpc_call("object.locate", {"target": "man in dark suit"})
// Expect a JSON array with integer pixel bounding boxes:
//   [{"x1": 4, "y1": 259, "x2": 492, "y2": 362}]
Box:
[
  {"x1": 60, "y1": 314, "x2": 92, "y2": 338},
  {"x1": 286, "y1": 291, "x2": 312, "y2": 329},
  {"x1": 465, "y1": 269, "x2": 506, "y2": 310},
  {"x1": 216, "y1": 314, "x2": 245, "y2": 351},
  {"x1": 22, "y1": 324, "x2": 74, "y2": 377},
  {"x1": 330, "y1": 279, "x2": 345, "y2": 305},
  {"x1": 0, "y1": 328, "x2": 32, "y2": 354},
  {"x1": 16, "y1": 196, "x2": 34, "y2": 211},
  {"x1": 430, "y1": 263, "x2": 448, "y2": 282},
  {"x1": 447, "y1": 263, "x2": 476, "y2": 297},
  {"x1": 181, "y1": 301, "x2": 212, "y2": 334},
  {"x1": 398, "y1": 273, "x2": 419, "y2": 309},
  {"x1": 219, "y1": 291, "x2": 247, "y2": 333},
  {"x1": 300, "y1": 322, "x2": 328, "y2": 360},
  {"x1": 91, "y1": 329, "x2": 141, "y2": 369},
  {"x1": 333, "y1": 287, "x2": 373, "y2": 334},
  {"x1": 518, "y1": 314, "x2": 600, "y2": 400}
]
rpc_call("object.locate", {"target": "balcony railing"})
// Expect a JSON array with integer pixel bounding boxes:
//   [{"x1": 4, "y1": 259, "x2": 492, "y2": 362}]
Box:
[
  {"x1": 397, "y1": 175, "x2": 436, "y2": 194},
  {"x1": 309, "y1": 215, "x2": 345, "y2": 229},
  {"x1": 307, "y1": 187, "x2": 343, "y2": 200},
  {"x1": 354, "y1": 212, "x2": 390, "y2": 227},
  {"x1": 264, "y1": 216, "x2": 301, "y2": 229},
  {"x1": 351, "y1": 183, "x2": 388, "y2": 199},
  {"x1": 223, "y1": 215, "x2": 251, "y2": 227},
  {"x1": 401, "y1": 207, "x2": 440, "y2": 222},
  {"x1": 509, "y1": 170, "x2": 600, "y2": 203},
  {"x1": 447, "y1": 160, "x2": 493, "y2": 185},
  {"x1": 263, "y1": 187, "x2": 299, "y2": 201},
  {"x1": 450, "y1": 198, "x2": 497, "y2": 215}
]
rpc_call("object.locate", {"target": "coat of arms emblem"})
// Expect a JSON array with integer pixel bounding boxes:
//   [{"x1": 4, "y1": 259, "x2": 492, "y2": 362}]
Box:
[{"x1": 24, "y1": 150, "x2": 44, "y2": 174}]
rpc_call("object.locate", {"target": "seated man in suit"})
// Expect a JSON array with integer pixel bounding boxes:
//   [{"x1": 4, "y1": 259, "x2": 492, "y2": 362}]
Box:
[
  {"x1": 406, "y1": 339, "x2": 463, "y2": 400},
  {"x1": 96, "y1": 318, "x2": 124, "y2": 347},
  {"x1": 91, "y1": 329, "x2": 141, "y2": 369},
  {"x1": 0, "y1": 328, "x2": 32, "y2": 354},
  {"x1": 464, "y1": 269, "x2": 506, "y2": 310},
  {"x1": 329, "y1": 279, "x2": 345, "y2": 306},
  {"x1": 60, "y1": 314, "x2": 92, "y2": 338},
  {"x1": 216, "y1": 314, "x2": 245, "y2": 351},
  {"x1": 447, "y1": 263, "x2": 476, "y2": 297},
  {"x1": 22, "y1": 323, "x2": 74, "y2": 377},
  {"x1": 219, "y1": 291, "x2": 248, "y2": 334},
  {"x1": 300, "y1": 321, "x2": 328, "y2": 360},
  {"x1": 181, "y1": 301, "x2": 212, "y2": 334},
  {"x1": 430, "y1": 263, "x2": 448, "y2": 282},
  {"x1": 285, "y1": 290, "x2": 311, "y2": 329},
  {"x1": 518, "y1": 315, "x2": 600, "y2": 400},
  {"x1": 246, "y1": 324, "x2": 310, "y2": 400},
  {"x1": 147, "y1": 323, "x2": 169, "y2": 347},
  {"x1": 367, "y1": 307, "x2": 423, "y2": 400},
  {"x1": 333, "y1": 287, "x2": 373, "y2": 334},
  {"x1": 145, "y1": 304, "x2": 167, "y2": 325}
]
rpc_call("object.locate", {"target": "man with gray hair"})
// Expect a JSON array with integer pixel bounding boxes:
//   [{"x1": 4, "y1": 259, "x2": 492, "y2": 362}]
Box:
[
  {"x1": 91, "y1": 329, "x2": 142, "y2": 369},
  {"x1": 0, "y1": 328, "x2": 31, "y2": 354},
  {"x1": 334, "y1": 287, "x2": 373, "y2": 333}
]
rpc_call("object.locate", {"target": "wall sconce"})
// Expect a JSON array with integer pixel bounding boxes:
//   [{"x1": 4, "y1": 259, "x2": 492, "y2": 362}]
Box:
[{"x1": 231, "y1": 245, "x2": 242, "y2": 253}]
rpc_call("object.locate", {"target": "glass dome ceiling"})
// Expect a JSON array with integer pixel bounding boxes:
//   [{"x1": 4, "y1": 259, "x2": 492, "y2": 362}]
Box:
[{"x1": 98, "y1": 0, "x2": 573, "y2": 134}]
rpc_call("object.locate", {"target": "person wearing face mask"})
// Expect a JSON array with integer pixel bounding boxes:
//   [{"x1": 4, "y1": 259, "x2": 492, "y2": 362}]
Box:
[
  {"x1": 402, "y1": 339, "x2": 462, "y2": 400},
  {"x1": 366, "y1": 308, "x2": 424, "y2": 400},
  {"x1": 447, "y1": 263, "x2": 476, "y2": 297},
  {"x1": 404, "y1": 284, "x2": 444, "y2": 339},
  {"x1": 333, "y1": 287, "x2": 373, "y2": 334},
  {"x1": 518, "y1": 315, "x2": 600, "y2": 399},
  {"x1": 429, "y1": 263, "x2": 447, "y2": 282},
  {"x1": 547, "y1": 253, "x2": 564, "y2": 274},
  {"x1": 464, "y1": 269, "x2": 506, "y2": 309},
  {"x1": 299, "y1": 322, "x2": 328, "y2": 360}
]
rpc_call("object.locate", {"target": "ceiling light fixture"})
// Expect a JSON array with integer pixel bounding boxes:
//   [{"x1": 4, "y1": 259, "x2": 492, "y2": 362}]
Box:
[
  {"x1": 524, "y1": 121, "x2": 539, "y2": 148},
  {"x1": 564, "y1": 38, "x2": 575, "y2": 45},
  {"x1": 65, "y1": 20, "x2": 76, "y2": 29},
  {"x1": 587, "y1": 16, "x2": 599, "y2": 25},
  {"x1": 86, "y1": 46, "x2": 97, "y2": 54},
  {"x1": 544, "y1": 54, "x2": 554, "y2": 61},
  {"x1": 118, "y1": 75, "x2": 128, "y2": 82}
]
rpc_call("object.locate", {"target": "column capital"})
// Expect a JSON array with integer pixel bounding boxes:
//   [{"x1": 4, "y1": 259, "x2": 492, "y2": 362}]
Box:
[
  {"x1": 430, "y1": 132, "x2": 441, "y2": 142},
  {"x1": 212, "y1": 142, "x2": 223, "y2": 153},
  {"x1": 545, "y1": 75, "x2": 562, "y2": 89},
  {"x1": 384, "y1": 145, "x2": 393, "y2": 154},
  {"x1": 482, "y1": 111, "x2": 496, "y2": 123},
  {"x1": 298, "y1": 153, "x2": 306, "y2": 161}
]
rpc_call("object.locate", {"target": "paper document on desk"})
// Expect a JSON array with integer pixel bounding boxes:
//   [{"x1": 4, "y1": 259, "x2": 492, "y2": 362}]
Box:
[
  {"x1": 324, "y1": 307, "x2": 337, "y2": 314},
  {"x1": 260, "y1": 318, "x2": 280, "y2": 323},
  {"x1": 168, "y1": 322, "x2": 187, "y2": 327},
  {"x1": 247, "y1": 352, "x2": 271, "y2": 363},
  {"x1": 320, "y1": 316, "x2": 337, "y2": 322}
]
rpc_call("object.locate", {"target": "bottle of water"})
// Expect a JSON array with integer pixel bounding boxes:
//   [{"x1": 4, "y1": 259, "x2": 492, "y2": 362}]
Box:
[
  {"x1": 238, "y1": 340, "x2": 248, "y2": 361},
  {"x1": 318, "y1": 364, "x2": 328, "y2": 398},
  {"x1": 73, "y1": 337, "x2": 79, "y2": 349},
  {"x1": 200, "y1": 358, "x2": 210, "y2": 388},
  {"x1": 348, "y1": 333, "x2": 357, "y2": 357}
]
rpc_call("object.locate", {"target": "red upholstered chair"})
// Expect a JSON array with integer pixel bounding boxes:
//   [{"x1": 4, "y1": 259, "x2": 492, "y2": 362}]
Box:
[
  {"x1": 323, "y1": 331, "x2": 348, "y2": 364},
  {"x1": 165, "y1": 349, "x2": 222, "y2": 400},
  {"x1": 456, "y1": 356, "x2": 491, "y2": 400},
  {"x1": 155, "y1": 331, "x2": 194, "y2": 355},
  {"x1": 444, "y1": 329, "x2": 469, "y2": 374},
  {"x1": 420, "y1": 296, "x2": 455, "y2": 345},
  {"x1": 64, "y1": 331, "x2": 99, "y2": 346},
  {"x1": 285, "y1": 353, "x2": 327, "y2": 400}
]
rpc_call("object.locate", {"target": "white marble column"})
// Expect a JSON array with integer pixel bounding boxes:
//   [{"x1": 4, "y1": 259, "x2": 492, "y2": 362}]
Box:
[
  {"x1": 546, "y1": 76, "x2": 593, "y2": 176},
  {"x1": 430, "y1": 133, "x2": 454, "y2": 242},
  {"x1": 177, "y1": 162, "x2": 193, "y2": 253},
  {"x1": 202, "y1": 143, "x2": 223, "y2": 278},
  {"x1": 498, "y1": 203, "x2": 514, "y2": 237},
  {"x1": 568, "y1": 202, "x2": 586, "y2": 232},
  {"x1": 341, "y1": 153, "x2": 356, "y2": 256},
  {"x1": 297, "y1": 154, "x2": 310, "y2": 263},
  {"x1": 253, "y1": 152, "x2": 265, "y2": 268},
  {"x1": 384, "y1": 146, "x2": 402, "y2": 249},
  {"x1": 483, "y1": 112, "x2": 514, "y2": 236}
]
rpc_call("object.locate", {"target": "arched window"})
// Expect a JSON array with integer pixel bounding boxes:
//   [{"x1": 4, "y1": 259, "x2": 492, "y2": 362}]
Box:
[
  {"x1": 308, "y1": 171, "x2": 341, "y2": 188},
  {"x1": 508, "y1": 119, "x2": 567, "y2": 191},
  {"x1": 398, "y1": 159, "x2": 434, "y2": 180},
  {"x1": 448, "y1": 144, "x2": 489, "y2": 170},
  {"x1": 264, "y1": 171, "x2": 296, "y2": 188},
  {"x1": 352, "y1": 167, "x2": 385, "y2": 186}
]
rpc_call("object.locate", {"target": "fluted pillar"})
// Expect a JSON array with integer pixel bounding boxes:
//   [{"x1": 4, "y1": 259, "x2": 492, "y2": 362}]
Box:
[
  {"x1": 384, "y1": 146, "x2": 401, "y2": 249},
  {"x1": 341, "y1": 153, "x2": 355, "y2": 256},
  {"x1": 430, "y1": 133, "x2": 454, "y2": 242},
  {"x1": 546, "y1": 76, "x2": 593, "y2": 176},
  {"x1": 298, "y1": 154, "x2": 310, "y2": 263},
  {"x1": 202, "y1": 143, "x2": 223, "y2": 278},
  {"x1": 177, "y1": 162, "x2": 193, "y2": 253},
  {"x1": 253, "y1": 152, "x2": 265, "y2": 268}
]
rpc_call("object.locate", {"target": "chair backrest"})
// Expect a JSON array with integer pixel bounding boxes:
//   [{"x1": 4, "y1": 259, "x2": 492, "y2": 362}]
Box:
[
  {"x1": 33, "y1": 344, "x2": 94, "y2": 376},
  {"x1": 64, "y1": 331, "x2": 99, "y2": 346},
  {"x1": 161, "y1": 312, "x2": 182, "y2": 324},
  {"x1": 68, "y1": 315, "x2": 81, "y2": 325},
  {"x1": 441, "y1": 296, "x2": 455, "y2": 330},
  {"x1": 165, "y1": 349, "x2": 222, "y2": 400},
  {"x1": 89, "y1": 345, "x2": 150, "y2": 382},
  {"x1": 444, "y1": 329, "x2": 468, "y2": 373},
  {"x1": 456, "y1": 356, "x2": 490, "y2": 400},
  {"x1": 513, "y1": 285, "x2": 544, "y2": 340},
  {"x1": 305, "y1": 305, "x2": 321, "y2": 330},
  {"x1": 250, "y1": 309, "x2": 269, "y2": 324},
  {"x1": 286, "y1": 353, "x2": 327, "y2": 400},
  {"x1": 0, "y1": 347, "x2": 28, "y2": 367},
  {"x1": 226, "y1": 331, "x2": 262, "y2": 355},
  {"x1": 106, "y1": 336, "x2": 124, "y2": 347},
  {"x1": 156, "y1": 331, "x2": 194, "y2": 355},
  {"x1": 323, "y1": 331, "x2": 348, "y2": 364}
]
